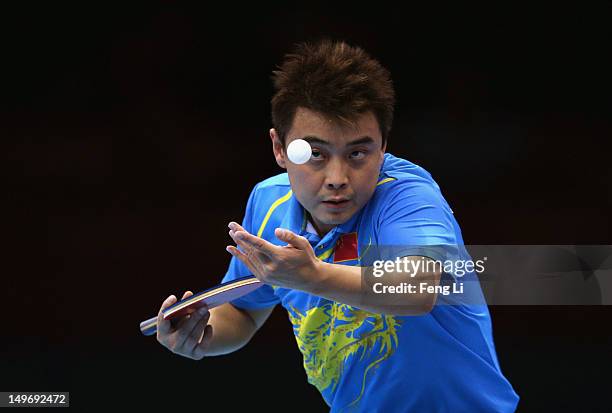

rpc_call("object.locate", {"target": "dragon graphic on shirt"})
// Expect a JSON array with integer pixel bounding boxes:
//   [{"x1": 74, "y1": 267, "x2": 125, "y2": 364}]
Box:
[{"x1": 287, "y1": 301, "x2": 402, "y2": 410}]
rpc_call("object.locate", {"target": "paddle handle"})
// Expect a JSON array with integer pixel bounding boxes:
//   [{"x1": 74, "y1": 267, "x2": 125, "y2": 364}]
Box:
[{"x1": 139, "y1": 316, "x2": 158, "y2": 336}]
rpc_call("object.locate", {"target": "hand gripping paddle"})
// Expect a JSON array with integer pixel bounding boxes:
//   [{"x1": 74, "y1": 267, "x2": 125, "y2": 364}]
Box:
[{"x1": 139, "y1": 276, "x2": 262, "y2": 336}]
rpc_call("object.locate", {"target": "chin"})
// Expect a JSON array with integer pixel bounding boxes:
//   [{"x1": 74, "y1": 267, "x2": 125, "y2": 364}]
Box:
[
  {"x1": 323, "y1": 217, "x2": 347, "y2": 225},
  {"x1": 317, "y1": 211, "x2": 354, "y2": 226}
]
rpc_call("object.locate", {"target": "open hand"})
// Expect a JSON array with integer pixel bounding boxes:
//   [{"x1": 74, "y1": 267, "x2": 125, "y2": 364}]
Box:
[{"x1": 226, "y1": 222, "x2": 323, "y2": 291}]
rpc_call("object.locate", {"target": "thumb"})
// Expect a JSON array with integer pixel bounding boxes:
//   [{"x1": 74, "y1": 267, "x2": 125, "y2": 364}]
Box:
[{"x1": 275, "y1": 228, "x2": 310, "y2": 250}]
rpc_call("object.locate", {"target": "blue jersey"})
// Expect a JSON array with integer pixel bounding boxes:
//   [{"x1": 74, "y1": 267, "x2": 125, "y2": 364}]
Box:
[{"x1": 222, "y1": 153, "x2": 519, "y2": 412}]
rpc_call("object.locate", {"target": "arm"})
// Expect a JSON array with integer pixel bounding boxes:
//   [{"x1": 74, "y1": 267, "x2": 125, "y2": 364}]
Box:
[
  {"x1": 301, "y1": 180, "x2": 454, "y2": 315},
  {"x1": 307, "y1": 258, "x2": 441, "y2": 316},
  {"x1": 227, "y1": 224, "x2": 442, "y2": 316},
  {"x1": 204, "y1": 302, "x2": 275, "y2": 356}
]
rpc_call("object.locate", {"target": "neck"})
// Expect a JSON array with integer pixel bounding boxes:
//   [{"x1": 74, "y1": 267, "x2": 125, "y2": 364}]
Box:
[{"x1": 306, "y1": 211, "x2": 334, "y2": 237}]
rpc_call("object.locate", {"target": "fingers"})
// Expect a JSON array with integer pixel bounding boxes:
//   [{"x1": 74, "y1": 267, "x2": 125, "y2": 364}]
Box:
[
  {"x1": 228, "y1": 224, "x2": 278, "y2": 257},
  {"x1": 157, "y1": 294, "x2": 178, "y2": 336},
  {"x1": 157, "y1": 291, "x2": 194, "y2": 343},
  {"x1": 175, "y1": 307, "x2": 211, "y2": 354},
  {"x1": 226, "y1": 245, "x2": 250, "y2": 263},
  {"x1": 226, "y1": 244, "x2": 262, "y2": 279},
  {"x1": 227, "y1": 224, "x2": 268, "y2": 277},
  {"x1": 169, "y1": 290, "x2": 196, "y2": 328},
  {"x1": 191, "y1": 324, "x2": 214, "y2": 360},
  {"x1": 274, "y1": 228, "x2": 310, "y2": 250},
  {"x1": 155, "y1": 290, "x2": 213, "y2": 360},
  {"x1": 228, "y1": 221, "x2": 246, "y2": 232}
]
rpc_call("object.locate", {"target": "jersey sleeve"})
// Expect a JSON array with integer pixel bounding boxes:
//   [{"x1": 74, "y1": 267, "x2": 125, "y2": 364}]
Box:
[
  {"x1": 373, "y1": 179, "x2": 462, "y2": 272},
  {"x1": 221, "y1": 184, "x2": 280, "y2": 309}
]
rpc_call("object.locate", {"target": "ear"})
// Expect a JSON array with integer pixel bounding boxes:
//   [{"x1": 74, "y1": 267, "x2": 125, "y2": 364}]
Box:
[{"x1": 270, "y1": 128, "x2": 287, "y2": 169}]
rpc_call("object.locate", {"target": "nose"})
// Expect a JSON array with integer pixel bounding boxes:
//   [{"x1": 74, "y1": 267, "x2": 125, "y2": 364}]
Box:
[{"x1": 325, "y1": 158, "x2": 348, "y2": 190}]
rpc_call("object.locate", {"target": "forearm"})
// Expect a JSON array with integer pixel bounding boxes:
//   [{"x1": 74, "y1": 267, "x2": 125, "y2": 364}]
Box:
[
  {"x1": 306, "y1": 259, "x2": 439, "y2": 316},
  {"x1": 201, "y1": 303, "x2": 258, "y2": 357},
  {"x1": 225, "y1": 226, "x2": 440, "y2": 316}
]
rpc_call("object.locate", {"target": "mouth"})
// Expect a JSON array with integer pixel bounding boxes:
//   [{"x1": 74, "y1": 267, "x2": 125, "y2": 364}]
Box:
[{"x1": 321, "y1": 198, "x2": 351, "y2": 210}]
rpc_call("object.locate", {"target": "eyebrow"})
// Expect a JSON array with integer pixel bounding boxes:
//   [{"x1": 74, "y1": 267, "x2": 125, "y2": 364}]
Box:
[{"x1": 302, "y1": 136, "x2": 376, "y2": 146}]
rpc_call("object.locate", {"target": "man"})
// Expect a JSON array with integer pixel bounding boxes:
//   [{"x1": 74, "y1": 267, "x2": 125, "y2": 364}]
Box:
[{"x1": 156, "y1": 40, "x2": 519, "y2": 412}]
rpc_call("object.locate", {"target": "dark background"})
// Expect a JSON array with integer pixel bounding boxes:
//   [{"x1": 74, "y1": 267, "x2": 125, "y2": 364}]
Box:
[{"x1": 3, "y1": 3, "x2": 611, "y2": 412}]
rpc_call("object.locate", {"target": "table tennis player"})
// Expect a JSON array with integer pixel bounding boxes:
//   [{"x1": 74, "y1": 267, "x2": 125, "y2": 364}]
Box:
[{"x1": 156, "y1": 39, "x2": 520, "y2": 412}]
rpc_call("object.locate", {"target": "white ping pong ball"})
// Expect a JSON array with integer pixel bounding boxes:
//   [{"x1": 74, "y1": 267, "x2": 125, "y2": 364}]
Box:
[{"x1": 287, "y1": 138, "x2": 312, "y2": 165}]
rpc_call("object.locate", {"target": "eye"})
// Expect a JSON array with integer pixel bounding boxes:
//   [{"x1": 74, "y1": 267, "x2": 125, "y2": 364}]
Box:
[
  {"x1": 349, "y1": 150, "x2": 366, "y2": 160},
  {"x1": 311, "y1": 149, "x2": 324, "y2": 160}
]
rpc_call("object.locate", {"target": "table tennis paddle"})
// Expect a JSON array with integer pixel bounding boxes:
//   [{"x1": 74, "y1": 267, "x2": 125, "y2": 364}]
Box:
[{"x1": 139, "y1": 275, "x2": 262, "y2": 336}]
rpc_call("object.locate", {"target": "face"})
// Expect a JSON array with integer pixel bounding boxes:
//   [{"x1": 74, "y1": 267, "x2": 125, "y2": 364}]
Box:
[{"x1": 271, "y1": 107, "x2": 386, "y2": 235}]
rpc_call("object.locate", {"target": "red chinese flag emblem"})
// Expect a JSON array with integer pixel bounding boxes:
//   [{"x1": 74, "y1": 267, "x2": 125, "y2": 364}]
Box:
[{"x1": 333, "y1": 232, "x2": 358, "y2": 262}]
